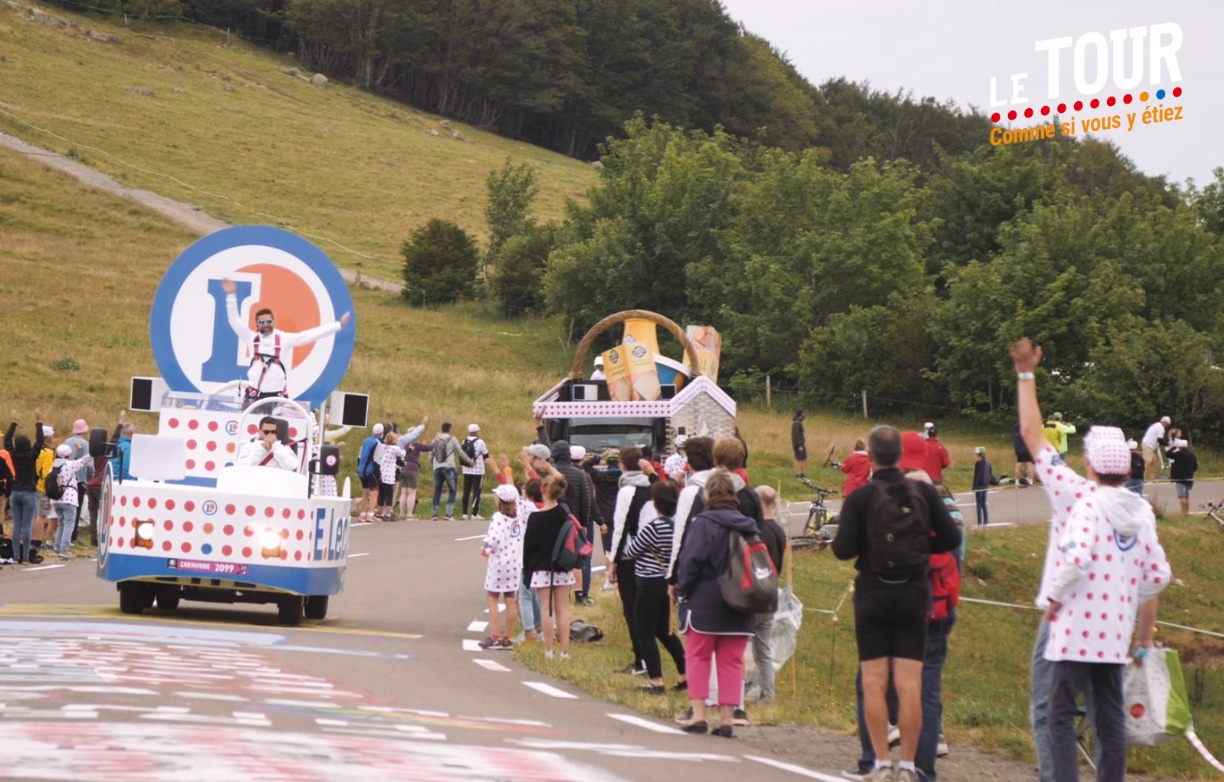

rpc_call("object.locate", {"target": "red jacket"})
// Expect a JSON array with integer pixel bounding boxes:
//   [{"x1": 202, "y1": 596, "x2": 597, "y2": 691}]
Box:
[
  {"x1": 924, "y1": 438, "x2": 950, "y2": 481},
  {"x1": 840, "y1": 451, "x2": 871, "y2": 497}
]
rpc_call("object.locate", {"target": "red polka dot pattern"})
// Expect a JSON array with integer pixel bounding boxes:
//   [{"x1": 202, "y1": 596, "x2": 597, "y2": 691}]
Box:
[{"x1": 988, "y1": 90, "x2": 1186, "y2": 124}]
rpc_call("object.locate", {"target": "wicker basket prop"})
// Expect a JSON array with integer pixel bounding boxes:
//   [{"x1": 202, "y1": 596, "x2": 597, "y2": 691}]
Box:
[{"x1": 569, "y1": 310, "x2": 701, "y2": 382}]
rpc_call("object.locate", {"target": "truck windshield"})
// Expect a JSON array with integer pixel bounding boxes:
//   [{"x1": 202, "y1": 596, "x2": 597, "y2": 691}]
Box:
[{"x1": 565, "y1": 417, "x2": 655, "y2": 452}]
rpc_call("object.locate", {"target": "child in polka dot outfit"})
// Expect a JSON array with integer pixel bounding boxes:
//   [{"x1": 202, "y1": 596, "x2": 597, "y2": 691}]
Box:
[
  {"x1": 1013, "y1": 339, "x2": 1172, "y2": 782},
  {"x1": 478, "y1": 484, "x2": 524, "y2": 650}
]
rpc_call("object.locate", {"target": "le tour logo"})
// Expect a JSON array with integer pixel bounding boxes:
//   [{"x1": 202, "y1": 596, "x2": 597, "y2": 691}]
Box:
[{"x1": 986, "y1": 23, "x2": 1185, "y2": 146}]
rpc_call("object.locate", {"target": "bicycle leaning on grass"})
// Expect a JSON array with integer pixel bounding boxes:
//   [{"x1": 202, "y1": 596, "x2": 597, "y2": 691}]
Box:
[
  {"x1": 1200, "y1": 500, "x2": 1224, "y2": 532},
  {"x1": 789, "y1": 476, "x2": 839, "y2": 551}
]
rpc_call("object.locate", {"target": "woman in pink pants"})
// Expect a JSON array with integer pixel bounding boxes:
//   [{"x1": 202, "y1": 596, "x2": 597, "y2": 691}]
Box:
[{"x1": 671, "y1": 470, "x2": 758, "y2": 738}]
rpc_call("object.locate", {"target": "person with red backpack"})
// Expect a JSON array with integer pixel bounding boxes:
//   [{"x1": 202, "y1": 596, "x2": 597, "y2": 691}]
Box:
[
  {"x1": 831, "y1": 426, "x2": 961, "y2": 782},
  {"x1": 844, "y1": 476, "x2": 962, "y2": 782}
]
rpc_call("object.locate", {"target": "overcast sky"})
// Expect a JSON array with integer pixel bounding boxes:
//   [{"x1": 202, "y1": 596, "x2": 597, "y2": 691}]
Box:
[{"x1": 718, "y1": 0, "x2": 1222, "y2": 187}]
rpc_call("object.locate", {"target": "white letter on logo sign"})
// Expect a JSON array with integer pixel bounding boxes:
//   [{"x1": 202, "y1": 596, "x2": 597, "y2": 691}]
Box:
[
  {"x1": 1035, "y1": 36, "x2": 1072, "y2": 100},
  {"x1": 1074, "y1": 32, "x2": 1109, "y2": 95},
  {"x1": 1149, "y1": 23, "x2": 1183, "y2": 85}
]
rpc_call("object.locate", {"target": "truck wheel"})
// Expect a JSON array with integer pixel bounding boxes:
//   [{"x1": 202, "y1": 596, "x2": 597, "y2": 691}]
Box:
[
  {"x1": 277, "y1": 595, "x2": 304, "y2": 626},
  {"x1": 304, "y1": 595, "x2": 328, "y2": 620},
  {"x1": 156, "y1": 586, "x2": 181, "y2": 611},
  {"x1": 119, "y1": 583, "x2": 148, "y2": 615}
]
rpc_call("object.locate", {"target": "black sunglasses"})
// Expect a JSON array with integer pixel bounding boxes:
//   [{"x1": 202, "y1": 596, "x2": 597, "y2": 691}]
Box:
[{"x1": 261, "y1": 428, "x2": 279, "y2": 435}]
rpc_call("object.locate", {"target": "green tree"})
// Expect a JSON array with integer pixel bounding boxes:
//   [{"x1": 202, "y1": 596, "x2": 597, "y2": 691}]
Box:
[
  {"x1": 401, "y1": 219, "x2": 479, "y2": 305},
  {"x1": 491, "y1": 223, "x2": 554, "y2": 316},
  {"x1": 484, "y1": 158, "x2": 539, "y2": 275}
]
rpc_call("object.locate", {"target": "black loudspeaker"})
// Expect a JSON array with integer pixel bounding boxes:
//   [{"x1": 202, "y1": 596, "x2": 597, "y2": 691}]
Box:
[
  {"x1": 317, "y1": 443, "x2": 340, "y2": 476},
  {"x1": 89, "y1": 427, "x2": 109, "y2": 458}
]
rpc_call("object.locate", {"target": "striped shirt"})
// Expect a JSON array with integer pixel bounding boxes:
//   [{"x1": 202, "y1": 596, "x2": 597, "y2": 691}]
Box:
[{"x1": 623, "y1": 515, "x2": 675, "y2": 579}]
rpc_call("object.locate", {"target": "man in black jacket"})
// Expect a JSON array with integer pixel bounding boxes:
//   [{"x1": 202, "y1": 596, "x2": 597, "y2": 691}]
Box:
[
  {"x1": 1168, "y1": 436, "x2": 1199, "y2": 515},
  {"x1": 832, "y1": 425, "x2": 961, "y2": 782},
  {"x1": 550, "y1": 440, "x2": 596, "y2": 603}
]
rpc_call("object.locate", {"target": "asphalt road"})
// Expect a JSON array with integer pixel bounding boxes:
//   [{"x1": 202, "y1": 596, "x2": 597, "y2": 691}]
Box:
[{"x1": 0, "y1": 519, "x2": 847, "y2": 782}]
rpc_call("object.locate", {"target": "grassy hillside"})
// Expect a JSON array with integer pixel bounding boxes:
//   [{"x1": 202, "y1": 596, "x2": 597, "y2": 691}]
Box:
[{"x1": 0, "y1": 0, "x2": 596, "y2": 281}]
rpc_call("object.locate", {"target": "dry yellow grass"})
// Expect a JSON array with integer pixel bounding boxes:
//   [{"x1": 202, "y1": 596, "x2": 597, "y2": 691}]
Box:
[{"x1": 0, "y1": 1, "x2": 596, "y2": 280}]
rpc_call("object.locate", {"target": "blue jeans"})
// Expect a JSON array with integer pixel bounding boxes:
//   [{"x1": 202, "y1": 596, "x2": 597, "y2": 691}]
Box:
[
  {"x1": 578, "y1": 520, "x2": 595, "y2": 598},
  {"x1": 518, "y1": 575, "x2": 542, "y2": 634},
  {"x1": 855, "y1": 619, "x2": 952, "y2": 782},
  {"x1": 53, "y1": 502, "x2": 77, "y2": 553},
  {"x1": 431, "y1": 467, "x2": 457, "y2": 517},
  {"x1": 1031, "y1": 614, "x2": 1098, "y2": 782},
  {"x1": 974, "y1": 490, "x2": 988, "y2": 526},
  {"x1": 1124, "y1": 478, "x2": 1144, "y2": 496},
  {"x1": 10, "y1": 491, "x2": 36, "y2": 562}
]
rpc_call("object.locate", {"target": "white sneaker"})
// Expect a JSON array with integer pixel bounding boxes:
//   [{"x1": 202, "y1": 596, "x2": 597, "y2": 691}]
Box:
[
  {"x1": 894, "y1": 768, "x2": 920, "y2": 782},
  {"x1": 862, "y1": 768, "x2": 895, "y2": 782},
  {"x1": 544, "y1": 651, "x2": 554, "y2": 660},
  {"x1": 601, "y1": 581, "x2": 615, "y2": 592},
  {"x1": 887, "y1": 724, "x2": 900, "y2": 745},
  {"x1": 937, "y1": 735, "x2": 949, "y2": 756},
  {"x1": 461, "y1": 514, "x2": 469, "y2": 520}
]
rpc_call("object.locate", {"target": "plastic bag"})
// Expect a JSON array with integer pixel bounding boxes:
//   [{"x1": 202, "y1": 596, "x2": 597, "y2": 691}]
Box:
[
  {"x1": 742, "y1": 586, "x2": 804, "y2": 701},
  {"x1": 1125, "y1": 647, "x2": 1192, "y2": 746}
]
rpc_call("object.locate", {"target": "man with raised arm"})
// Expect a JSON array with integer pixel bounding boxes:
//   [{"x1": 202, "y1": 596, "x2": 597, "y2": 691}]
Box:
[
  {"x1": 220, "y1": 278, "x2": 352, "y2": 405},
  {"x1": 1012, "y1": 338, "x2": 1169, "y2": 782}
]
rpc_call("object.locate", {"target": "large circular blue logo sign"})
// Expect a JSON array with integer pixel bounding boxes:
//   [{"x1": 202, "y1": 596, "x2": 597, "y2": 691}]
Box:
[{"x1": 149, "y1": 226, "x2": 356, "y2": 409}]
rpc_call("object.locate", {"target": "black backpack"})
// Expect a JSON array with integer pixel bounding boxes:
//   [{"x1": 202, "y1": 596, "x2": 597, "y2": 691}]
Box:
[
  {"x1": 44, "y1": 464, "x2": 66, "y2": 501},
  {"x1": 865, "y1": 478, "x2": 931, "y2": 580},
  {"x1": 461, "y1": 437, "x2": 478, "y2": 461}
]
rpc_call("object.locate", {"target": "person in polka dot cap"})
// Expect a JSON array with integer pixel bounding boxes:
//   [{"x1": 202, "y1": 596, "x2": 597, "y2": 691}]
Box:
[{"x1": 1013, "y1": 338, "x2": 1171, "y2": 782}]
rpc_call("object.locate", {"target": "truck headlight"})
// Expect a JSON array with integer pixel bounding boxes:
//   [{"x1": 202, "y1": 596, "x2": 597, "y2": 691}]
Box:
[
  {"x1": 260, "y1": 528, "x2": 282, "y2": 559},
  {"x1": 134, "y1": 519, "x2": 154, "y2": 549}
]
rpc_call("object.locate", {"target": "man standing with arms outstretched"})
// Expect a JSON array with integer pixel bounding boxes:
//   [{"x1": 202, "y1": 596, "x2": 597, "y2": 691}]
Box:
[
  {"x1": 832, "y1": 426, "x2": 961, "y2": 782},
  {"x1": 220, "y1": 278, "x2": 352, "y2": 405},
  {"x1": 1012, "y1": 338, "x2": 1169, "y2": 782}
]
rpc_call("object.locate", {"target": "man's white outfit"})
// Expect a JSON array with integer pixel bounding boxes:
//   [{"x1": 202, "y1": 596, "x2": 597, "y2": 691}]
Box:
[
  {"x1": 225, "y1": 294, "x2": 342, "y2": 399},
  {"x1": 238, "y1": 439, "x2": 299, "y2": 470}
]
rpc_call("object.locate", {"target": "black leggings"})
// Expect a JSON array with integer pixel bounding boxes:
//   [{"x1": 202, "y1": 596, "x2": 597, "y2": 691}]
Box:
[
  {"x1": 377, "y1": 482, "x2": 395, "y2": 506},
  {"x1": 616, "y1": 560, "x2": 647, "y2": 668},
  {"x1": 462, "y1": 473, "x2": 484, "y2": 516},
  {"x1": 634, "y1": 575, "x2": 686, "y2": 680}
]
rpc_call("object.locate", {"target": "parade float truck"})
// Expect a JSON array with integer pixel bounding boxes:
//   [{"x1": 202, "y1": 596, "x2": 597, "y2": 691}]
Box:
[
  {"x1": 94, "y1": 226, "x2": 365, "y2": 626},
  {"x1": 532, "y1": 310, "x2": 736, "y2": 457}
]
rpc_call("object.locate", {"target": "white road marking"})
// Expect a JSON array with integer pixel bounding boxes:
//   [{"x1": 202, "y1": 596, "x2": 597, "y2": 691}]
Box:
[
  {"x1": 461, "y1": 639, "x2": 483, "y2": 652},
  {"x1": 467, "y1": 620, "x2": 489, "y2": 633},
  {"x1": 347, "y1": 552, "x2": 370, "y2": 558},
  {"x1": 351, "y1": 522, "x2": 375, "y2": 527},
  {"x1": 473, "y1": 659, "x2": 510, "y2": 672},
  {"x1": 482, "y1": 605, "x2": 506, "y2": 614},
  {"x1": 454, "y1": 534, "x2": 485, "y2": 542},
  {"x1": 522, "y1": 682, "x2": 578, "y2": 699},
  {"x1": 591, "y1": 565, "x2": 606, "y2": 573},
  {"x1": 322, "y1": 726, "x2": 447, "y2": 741},
  {"x1": 606, "y1": 713, "x2": 684, "y2": 734},
  {"x1": 23, "y1": 565, "x2": 65, "y2": 572},
  {"x1": 315, "y1": 718, "x2": 348, "y2": 727},
  {"x1": 745, "y1": 755, "x2": 845, "y2": 781}
]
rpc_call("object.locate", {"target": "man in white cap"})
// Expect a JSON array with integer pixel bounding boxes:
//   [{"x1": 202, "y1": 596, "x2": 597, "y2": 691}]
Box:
[
  {"x1": 1012, "y1": 338, "x2": 1170, "y2": 782},
  {"x1": 356, "y1": 423, "x2": 385, "y2": 521},
  {"x1": 1045, "y1": 427, "x2": 1170, "y2": 781},
  {"x1": 1140, "y1": 415, "x2": 1171, "y2": 482},
  {"x1": 460, "y1": 423, "x2": 490, "y2": 520},
  {"x1": 664, "y1": 435, "x2": 688, "y2": 478},
  {"x1": 591, "y1": 355, "x2": 606, "y2": 381},
  {"x1": 1167, "y1": 436, "x2": 1198, "y2": 515}
]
